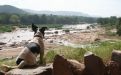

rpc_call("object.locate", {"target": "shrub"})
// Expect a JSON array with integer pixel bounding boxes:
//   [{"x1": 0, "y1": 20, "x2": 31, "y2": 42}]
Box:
[{"x1": 0, "y1": 25, "x2": 13, "y2": 32}]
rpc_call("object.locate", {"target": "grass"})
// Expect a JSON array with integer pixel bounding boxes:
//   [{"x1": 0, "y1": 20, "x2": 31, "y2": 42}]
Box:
[
  {"x1": 0, "y1": 59, "x2": 16, "y2": 66},
  {"x1": 45, "y1": 40, "x2": 121, "y2": 63},
  {"x1": 1, "y1": 40, "x2": 121, "y2": 67},
  {"x1": 45, "y1": 46, "x2": 86, "y2": 63},
  {"x1": 105, "y1": 30, "x2": 116, "y2": 36},
  {"x1": 85, "y1": 40, "x2": 121, "y2": 62},
  {"x1": 0, "y1": 59, "x2": 16, "y2": 70},
  {"x1": 0, "y1": 25, "x2": 13, "y2": 32}
]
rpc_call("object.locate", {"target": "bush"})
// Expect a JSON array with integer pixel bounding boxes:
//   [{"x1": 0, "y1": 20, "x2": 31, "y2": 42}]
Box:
[
  {"x1": 117, "y1": 27, "x2": 121, "y2": 36},
  {"x1": 0, "y1": 25, "x2": 13, "y2": 32}
]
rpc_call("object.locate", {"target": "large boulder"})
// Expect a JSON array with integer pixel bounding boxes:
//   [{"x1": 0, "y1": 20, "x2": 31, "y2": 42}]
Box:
[
  {"x1": 110, "y1": 50, "x2": 121, "y2": 75},
  {"x1": 84, "y1": 52, "x2": 107, "y2": 75},
  {"x1": 6, "y1": 65, "x2": 52, "y2": 75},
  {"x1": 111, "y1": 50, "x2": 121, "y2": 65},
  {"x1": 53, "y1": 55, "x2": 85, "y2": 75},
  {"x1": 107, "y1": 61, "x2": 121, "y2": 75},
  {"x1": 53, "y1": 55, "x2": 73, "y2": 75}
]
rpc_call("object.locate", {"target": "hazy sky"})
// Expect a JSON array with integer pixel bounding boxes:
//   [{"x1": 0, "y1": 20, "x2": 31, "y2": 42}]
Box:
[{"x1": 0, "y1": 0, "x2": 121, "y2": 17}]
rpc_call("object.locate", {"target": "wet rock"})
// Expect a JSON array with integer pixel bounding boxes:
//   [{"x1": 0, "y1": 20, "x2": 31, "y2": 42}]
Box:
[
  {"x1": 0, "y1": 47, "x2": 2, "y2": 50},
  {"x1": 6, "y1": 65, "x2": 52, "y2": 75},
  {"x1": 49, "y1": 40, "x2": 53, "y2": 43},
  {"x1": 6, "y1": 42, "x2": 17, "y2": 47},
  {"x1": 54, "y1": 31, "x2": 58, "y2": 34},
  {"x1": 107, "y1": 61, "x2": 121, "y2": 75},
  {"x1": 0, "y1": 42, "x2": 6, "y2": 45},
  {"x1": 84, "y1": 51, "x2": 107, "y2": 75},
  {"x1": 53, "y1": 55, "x2": 85, "y2": 75},
  {"x1": 17, "y1": 36, "x2": 20, "y2": 38},
  {"x1": 94, "y1": 38, "x2": 100, "y2": 42},
  {"x1": 18, "y1": 40, "x2": 29, "y2": 46},
  {"x1": 111, "y1": 50, "x2": 121, "y2": 65}
]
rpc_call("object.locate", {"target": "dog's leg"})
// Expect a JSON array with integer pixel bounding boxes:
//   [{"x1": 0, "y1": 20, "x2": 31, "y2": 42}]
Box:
[{"x1": 39, "y1": 51, "x2": 44, "y2": 65}]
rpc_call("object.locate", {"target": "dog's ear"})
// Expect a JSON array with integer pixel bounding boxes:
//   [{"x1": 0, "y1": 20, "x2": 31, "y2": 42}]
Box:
[
  {"x1": 39, "y1": 27, "x2": 48, "y2": 37},
  {"x1": 32, "y1": 23, "x2": 38, "y2": 34}
]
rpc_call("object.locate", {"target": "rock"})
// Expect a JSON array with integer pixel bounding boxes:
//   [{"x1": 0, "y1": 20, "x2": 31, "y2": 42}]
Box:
[
  {"x1": 6, "y1": 42, "x2": 17, "y2": 48},
  {"x1": 53, "y1": 55, "x2": 73, "y2": 75},
  {"x1": 107, "y1": 61, "x2": 121, "y2": 75},
  {"x1": 94, "y1": 38, "x2": 100, "y2": 42},
  {"x1": 0, "y1": 42, "x2": 6, "y2": 45},
  {"x1": 0, "y1": 47, "x2": 2, "y2": 50},
  {"x1": 6, "y1": 65, "x2": 52, "y2": 75},
  {"x1": 68, "y1": 60, "x2": 85, "y2": 75},
  {"x1": 84, "y1": 51, "x2": 107, "y2": 75},
  {"x1": 53, "y1": 55, "x2": 85, "y2": 75},
  {"x1": 18, "y1": 40, "x2": 29, "y2": 46},
  {"x1": 49, "y1": 40, "x2": 53, "y2": 43},
  {"x1": 111, "y1": 50, "x2": 121, "y2": 65}
]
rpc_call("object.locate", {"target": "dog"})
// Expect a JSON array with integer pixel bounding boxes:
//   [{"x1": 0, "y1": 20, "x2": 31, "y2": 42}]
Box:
[{"x1": 2, "y1": 24, "x2": 47, "y2": 72}]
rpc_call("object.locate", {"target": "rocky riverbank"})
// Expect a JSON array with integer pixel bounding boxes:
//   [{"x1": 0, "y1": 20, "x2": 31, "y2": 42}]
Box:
[{"x1": 1, "y1": 50, "x2": 121, "y2": 75}]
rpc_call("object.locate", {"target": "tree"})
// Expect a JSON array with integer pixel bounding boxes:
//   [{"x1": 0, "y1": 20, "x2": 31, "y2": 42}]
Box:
[
  {"x1": 47, "y1": 15, "x2": 56, "y2": 24},
  {"x1": 97, "y1": 18, "x2": 109, "y2": 25},
  {"x1": 40, "y1": 14, "x2": 48, "y2": 24},
  {"x1": 109, "y1": 16, "x2": 117, "y2": 26},
  {"x1": 0, "y1": 13, "x2": 97, "y2": 24},
  {"x1": 9, "y1": 15, "x2": 20, "y2": 24},
  {"x1": 0, "y1": 13, "x2": 10, "y2": 24},
  {"x1": 116, "y1": 18, "x2": 121, "y2": 36}
]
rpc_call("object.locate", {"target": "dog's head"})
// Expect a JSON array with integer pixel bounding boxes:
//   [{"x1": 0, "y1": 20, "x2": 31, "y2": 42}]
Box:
[{"x1": 32, "y1": 23, "x2": 48, "y2": 38}]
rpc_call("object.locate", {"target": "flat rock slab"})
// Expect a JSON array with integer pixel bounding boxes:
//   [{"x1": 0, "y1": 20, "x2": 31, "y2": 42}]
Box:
[{"x1": 6, "y1": 65, "x2": 52, "y2": 75}]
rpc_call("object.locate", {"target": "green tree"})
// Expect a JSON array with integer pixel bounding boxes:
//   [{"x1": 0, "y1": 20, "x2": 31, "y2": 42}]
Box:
[
  {"x1": 109, "y1": 16, "x2": 117, "y2": 26},
  {"x1": 116, "y1": 18, "x2": 121, "y2": 36},
  {"x1": 9, "y1": 15, "x2": 20, "y2": 24},
  {"x1": 40, "y1": 14, "x2": 48, "y2": 24},
  {"x1": 0, "y1": 13, "x2": 10, "y2": 24}
]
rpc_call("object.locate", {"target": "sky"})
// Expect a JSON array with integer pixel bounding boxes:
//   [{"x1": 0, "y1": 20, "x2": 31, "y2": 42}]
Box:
[{"x1": 0, "y1": 0, "x2": 121, "y2": 17}]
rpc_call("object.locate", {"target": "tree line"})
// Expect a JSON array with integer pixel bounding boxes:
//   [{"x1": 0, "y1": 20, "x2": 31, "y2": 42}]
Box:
[
  {"x1": 0, "y1": 13, "x2": 97, "y2": 25},
  {"x1": 97, "y1": 16, "x2": 121, "y2": 36}
]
